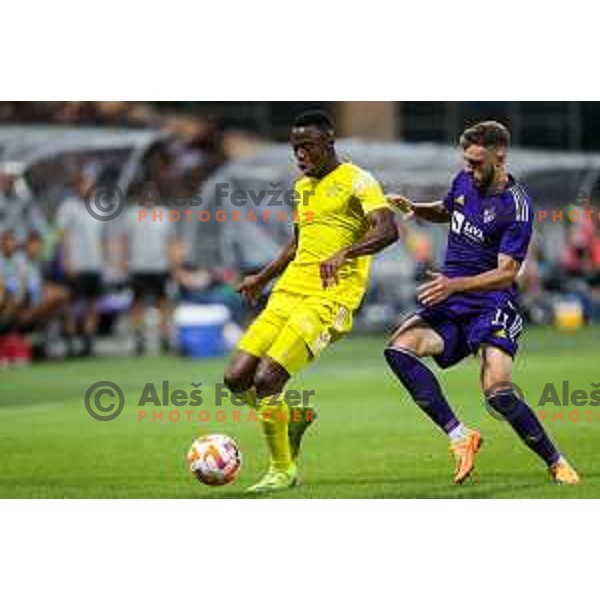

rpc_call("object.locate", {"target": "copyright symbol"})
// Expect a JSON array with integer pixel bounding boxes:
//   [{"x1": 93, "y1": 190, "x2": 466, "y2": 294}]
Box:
[
  {"x1": 84, "y1": 182, "x2": 125, "y2": 222},
  {"x1": 85, "y1": 381, "x2": 125, "y2": 421},
  {"x1": 484, "y1": 381, "x2": 525, "y2": 422}
]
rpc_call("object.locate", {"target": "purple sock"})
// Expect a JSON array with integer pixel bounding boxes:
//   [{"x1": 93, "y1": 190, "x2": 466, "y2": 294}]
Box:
[
  {"x1": 384, "y1": 347, "x2": 460, "y2": 434},
  {"x1": 487, "y1": 390, "x2": 561, "y2": 466}
]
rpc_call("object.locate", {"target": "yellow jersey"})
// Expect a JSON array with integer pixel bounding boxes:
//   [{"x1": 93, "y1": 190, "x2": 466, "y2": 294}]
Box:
[{"x1": 274, "y1": 162, "x2": 389, "y2": 310}]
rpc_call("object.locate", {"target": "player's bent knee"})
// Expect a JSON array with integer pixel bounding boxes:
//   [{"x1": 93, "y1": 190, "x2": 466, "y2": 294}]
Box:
[
  {"x1": 388, "y1": 315, "x2": 421, "y2": 346},
  {"x1": 223, "y1": 371, "x2": 245, "y2": 394},
  {"x1": 223, "y1": 365, "x2": 254, "y2": 393},
  {"x1": 384, "y1": 345, "x2": 414, "y2": 366},
  {"x1": 253, "y1": 371, "x2": 286, "y2": 398},
  {"x1": 389, "y1": 319, "x2": 443, "y2": 358},
  {"x1": 388, "y1": 335, "x2": 435, "y2": 358},
  {"x1": 253, "y1": 359, "x2": 289, "y2": 399},
  {"x1": 223, "y1": 352, "x2": 261, "y2": 393},
  {"x1": 482, "y1": 348, "x2": 514, "y2": 386}
]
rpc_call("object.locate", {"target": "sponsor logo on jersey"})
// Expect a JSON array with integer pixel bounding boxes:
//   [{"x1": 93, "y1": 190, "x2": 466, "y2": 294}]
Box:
[{"x1": 451, "y1": 211, "x2": 484, "y2": 242}]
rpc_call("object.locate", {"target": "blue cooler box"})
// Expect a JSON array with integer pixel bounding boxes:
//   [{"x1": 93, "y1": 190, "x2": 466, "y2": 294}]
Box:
[{"x1": 174, "y1": 304, "x2": 231, "y2": 358}]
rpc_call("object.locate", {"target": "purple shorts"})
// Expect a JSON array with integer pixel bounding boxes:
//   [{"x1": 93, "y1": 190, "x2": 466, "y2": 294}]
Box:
[{"x1": 417, "y1": 295, "x2": 524, "y2": 369}]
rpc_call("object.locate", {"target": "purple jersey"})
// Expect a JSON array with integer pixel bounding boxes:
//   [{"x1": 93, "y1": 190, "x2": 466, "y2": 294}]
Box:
[
  {"x1": 439, "y1": 171, "x2": 533, "y2": 312},
  {"x1": 415, "y1": 171, "x2": 532, "y2": 368}
]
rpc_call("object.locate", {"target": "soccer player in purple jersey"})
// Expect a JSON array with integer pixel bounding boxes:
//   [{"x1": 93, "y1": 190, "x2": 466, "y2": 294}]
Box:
[{"x1": 385, "y1": 121, "x2": 580, "y2": 485}]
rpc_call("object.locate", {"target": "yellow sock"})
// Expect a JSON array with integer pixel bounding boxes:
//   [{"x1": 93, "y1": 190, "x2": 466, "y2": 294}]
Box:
[{"x1": 258, "y1": 396, "x2": 291, "y2": 471}]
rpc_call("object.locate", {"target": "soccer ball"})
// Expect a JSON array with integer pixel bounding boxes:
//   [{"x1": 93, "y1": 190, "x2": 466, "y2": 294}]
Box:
[{"x1": 187, "y1": 434, "x2": 242, "y2": 486}]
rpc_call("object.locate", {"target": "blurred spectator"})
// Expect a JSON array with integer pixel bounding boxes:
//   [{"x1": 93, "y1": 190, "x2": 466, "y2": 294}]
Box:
[
  {"x1": 18, "y1": 230, "x2": 69, "y2": 333},
  {"x1": 120, "y1": 191, "x2": 182, "y2": 356},
  {"x1": 0, "y1": 277, "x2": 5, "y2": 322},
  {"x1": 0, "y1": 229, "x2": 27, "y2": 329},
  {"x1": 55, "y1": 165, "x2": 107, "y2": 357},
  {"x1": 0, "y1": 172, "x2": 47, "y2": 241},
  {"x1": 561, "y1": 217, "x2": 600, "y2": 281}
]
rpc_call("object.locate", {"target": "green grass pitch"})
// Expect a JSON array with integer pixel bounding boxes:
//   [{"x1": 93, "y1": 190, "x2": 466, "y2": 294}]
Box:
[{"x1": 1, "y1": 326, "x2": 598, "y2": 498}]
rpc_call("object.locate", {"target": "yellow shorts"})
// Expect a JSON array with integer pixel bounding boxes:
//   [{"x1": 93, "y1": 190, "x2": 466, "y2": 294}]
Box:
[{"x1": 237, "y1": 291, "x2": 354, "y2": 376}]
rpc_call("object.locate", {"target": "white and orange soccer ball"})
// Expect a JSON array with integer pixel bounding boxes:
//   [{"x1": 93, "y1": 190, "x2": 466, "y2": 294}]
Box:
[{"x1": 187, "y1": 434, "x2": 242, "y2": 486}]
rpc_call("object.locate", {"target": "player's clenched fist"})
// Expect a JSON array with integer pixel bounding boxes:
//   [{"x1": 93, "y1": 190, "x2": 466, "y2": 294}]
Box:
[{"x1": 236, "y1": 273, "x2": 266, "y2": 307}]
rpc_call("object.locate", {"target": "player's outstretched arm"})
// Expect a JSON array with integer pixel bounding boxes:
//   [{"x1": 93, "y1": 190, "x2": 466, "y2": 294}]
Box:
[
  {"x1": 236, "y1": 237, "x2": 297, "y2": 306},
  {"x1": 320, "y1": 208, "x2": 398, "y2": 288},
  {"x1": 417, "y1": 254, "x2": 521, "y2": 306},
  {"x1": 387, "y1": 194, "x2": 451, "y2": 223}
]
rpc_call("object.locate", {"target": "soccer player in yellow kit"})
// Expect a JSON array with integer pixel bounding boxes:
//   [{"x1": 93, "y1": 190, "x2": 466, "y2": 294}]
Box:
[{"x1": 223, "y1": 111, "x2": 398, "y2": 492}]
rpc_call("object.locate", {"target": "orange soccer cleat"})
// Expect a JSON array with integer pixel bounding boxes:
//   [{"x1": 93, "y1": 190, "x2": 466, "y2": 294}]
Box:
[
  {"x1": 550, "y1": 459, "x2": 581, "y2": 485},
  {"x1": 450, "y1": 430, "x2": 483, "y2": 484}
]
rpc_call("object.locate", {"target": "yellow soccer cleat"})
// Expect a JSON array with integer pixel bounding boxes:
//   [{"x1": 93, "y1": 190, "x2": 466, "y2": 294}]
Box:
[
  {"x1": 550, "y1": 459, "x2": 581, "y2": 485},
  {"x1": 450, "y1": 430, "x2": 483, "y2": 485},
  {"x1": 245, "y1": 464, "x2": 298, "y2": 494}
]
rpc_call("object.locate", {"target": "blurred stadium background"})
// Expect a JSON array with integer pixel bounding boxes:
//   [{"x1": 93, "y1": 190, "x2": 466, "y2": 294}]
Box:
[
  {"x1": 2, "y1": 101, "x2": 600, "y2": 498},
  {"x1": 1, "y1": 101, "x2": 599, "y2": 363}
]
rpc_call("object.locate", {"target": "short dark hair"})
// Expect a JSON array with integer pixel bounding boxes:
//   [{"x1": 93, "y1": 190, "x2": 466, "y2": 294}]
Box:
[
  {"x1": 293, "y1": 110, "x2": 334, "y2": 133},
  {"x1": 460, "y1": 121, "x2": 511, "y2": 150}
]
